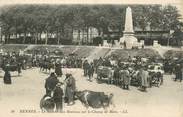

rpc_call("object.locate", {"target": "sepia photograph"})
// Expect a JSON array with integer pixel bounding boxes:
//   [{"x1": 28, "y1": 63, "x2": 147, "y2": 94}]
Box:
[{"x1": 0, "y1": 0, "x2": 183, "y2": 117}]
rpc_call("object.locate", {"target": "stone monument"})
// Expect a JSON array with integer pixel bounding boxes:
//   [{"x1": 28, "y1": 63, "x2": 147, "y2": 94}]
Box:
[
  {"x1": 120, "y1": 7, "x2": 140, "y2": 49},
  {"x1": 153, "y1": 40, "x2": 161, "y2": 47}
]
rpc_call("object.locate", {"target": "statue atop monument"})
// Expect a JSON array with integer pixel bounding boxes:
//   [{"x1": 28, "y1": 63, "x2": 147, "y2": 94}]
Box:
[{"x1": 120, "y1": 7, "x2": 140, "y2": 49}]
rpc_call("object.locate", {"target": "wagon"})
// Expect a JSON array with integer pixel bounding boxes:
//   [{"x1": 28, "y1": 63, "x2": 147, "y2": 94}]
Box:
[
  {"x1": 148, "y1": 64, "x2": 164, "y2": 74},
  {"x1": 148, "y1": 64, "x2": 164, "y2": 87},
  {"x1": 130, "y1": 70, "x2": 141, "y2": 86},
  {"x1": 97, "y1": 66, "x2": 114, "y2": 84}
]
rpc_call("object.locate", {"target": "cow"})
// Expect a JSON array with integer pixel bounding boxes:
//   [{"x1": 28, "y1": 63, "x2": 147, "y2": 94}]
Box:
[
  {"x1": 75, "y1": 90, "x2": 114, "y2": 109},
  {"x1": 40, "y1": 94, "x2": 55, "y2": 112}
]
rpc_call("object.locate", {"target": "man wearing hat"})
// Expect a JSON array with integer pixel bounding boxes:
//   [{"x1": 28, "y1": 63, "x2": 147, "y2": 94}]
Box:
[
  {"x1": 3, "y1": 69, "x2": 11, "y2": 84},
  {"x1": 174, "y1": 63, "x2": 182, "y2": 82},
  {"x1": 88, "y1": 62, "x2": 94, "y2": 81},
  {"x1": 45, "y1": 72, "x2": 59, "y2": 96},
  {"x1": 55, "y1": 59, "x2": 63, "y2": 77},
  {"x1": 83, "y1": 60, "x2": 89, "y2": 76},
  {"x1": 64, "y1": 74, "x2": 76, "y2": 105},
  {"x1": 139, "y1": 66, "x2": 149, "y2": 92},
  {"x1": 121, "y1": 66, "x2": 130, "y2": 90},
  {"x1": 53, "y1": 82, "x2": 64, "y2": 112}
]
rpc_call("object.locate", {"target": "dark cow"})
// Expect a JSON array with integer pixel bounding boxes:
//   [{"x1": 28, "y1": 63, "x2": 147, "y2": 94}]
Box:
[
  {"x1": 40, "y1": 94, "x2": 55, "y2": 112},
  {"x1": 75, "y1": 90, "x2": 114, "y2": 109}
]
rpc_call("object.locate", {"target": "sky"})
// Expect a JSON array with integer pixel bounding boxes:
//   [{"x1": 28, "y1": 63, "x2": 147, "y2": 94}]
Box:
[{"x1": 0, "y1": 0, "x2": 182, "y2": 19}]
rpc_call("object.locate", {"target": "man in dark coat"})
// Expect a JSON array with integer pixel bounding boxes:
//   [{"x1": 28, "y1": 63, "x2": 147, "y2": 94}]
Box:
[
  {"x1": 64, "y1": 74, "x2": 76, "y2": 105},
  {"x1": 120, "y1": 67, "x2": 130, "y2": 90},
  {"x1": 113, "y1": 65, "x2": 120, "y2": 85},
  {"x1": 4, "y1": 70, "x2": 11, "y2": 84},
  {"x1": 55, "y1": 61, "x2": 62, "y2": 77},
  {"x1": 83, "y1": 60, "x2": 89, "y2": 76},
  {"x1": 53, "y1": 82, "x2": 64, "y2": 112},
  {"x1": 88, "y1": 63, "x2": 94, "y2": 81},
  {"x1": 45, "y1": 72, "x2": 59, "y2": 96},
  {"x1": 174, "y1": 64, "x2": 182, "y2": 82}
]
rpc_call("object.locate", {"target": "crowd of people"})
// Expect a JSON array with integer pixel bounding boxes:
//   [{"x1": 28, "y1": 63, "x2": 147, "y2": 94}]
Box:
[
  {"x1": 164, "y1": 57, "x2": 183, "y2": 82},
  {"x1": 0, "y1": 50, "x2": 84, "y2": 85},
  {"x1": 83, "y1": 59, "x2": 95, "y2": 81},
  {"x1": 43, "y1": 72, "x2": 76, "y2": 112},
  {"x1": 82, "y1": 56, "x2": 164, "y2": 92},
  {"x1": 1, "y1": 49, "x2": 183, "y2": 112}
]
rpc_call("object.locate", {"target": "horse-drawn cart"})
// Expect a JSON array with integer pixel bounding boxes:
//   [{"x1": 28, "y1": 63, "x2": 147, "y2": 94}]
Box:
[
  {"x1": 148, "y1": 64, "x2": 164, "y2": 87},
  {"x1": 97, "y1": 66, "x2": 114, "y2": 84}
]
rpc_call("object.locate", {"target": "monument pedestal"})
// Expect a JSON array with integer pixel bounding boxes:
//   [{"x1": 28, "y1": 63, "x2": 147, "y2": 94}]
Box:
[
  {"x1": 140, "y1": 40, "x2": 144, "y2": 46},
  {"x1": 103, "y1": 40, "x2": 109, "y2": 47},
  {"x1": 120, "y1": 33, "x2": 139, "y2": 49},
  {"x1": 153, "y1": 40, "x2": 161, "y2": 47},
  {"x1": 118, "y1": 7, "x2": 141, "y2": 49},
  {"x1": 114, "y1": 40, "x2": 120, "y2": 47}
]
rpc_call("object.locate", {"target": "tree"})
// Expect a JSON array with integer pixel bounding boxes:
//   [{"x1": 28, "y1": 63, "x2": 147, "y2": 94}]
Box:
[{"x1": 0, "y1": 4, "x2": 182, "y2": 45}]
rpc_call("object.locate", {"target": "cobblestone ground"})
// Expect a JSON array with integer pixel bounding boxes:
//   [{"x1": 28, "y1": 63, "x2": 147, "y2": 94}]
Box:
[{"x1": 0, "y1": 68, "x2": 183, "y2": 117}]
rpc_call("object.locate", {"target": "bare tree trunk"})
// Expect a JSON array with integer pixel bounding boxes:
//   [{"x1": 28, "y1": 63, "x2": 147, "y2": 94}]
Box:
[
  {"x1": 5, "y1": 34, "x2": 7, "y2": 44},
  {"x1": 8, "y1": 34, "x2": 10, "y2": 44},
  {"x1": 0, "y1": 35, "x2": 1, "y2": 43},
  {"x1": 39, "y1": 33, "x2": 42, "y2": 44},
  {"x1": 78, "y1": 30, "x2": 81, "y2": 45},
  {"x1": 90, "y1": 28, "x2": 93, "y2": 44},
  {"x1": 57, "y1": 29, "x2": 59, "y2": 45},
  {"x1": 45, "y1": 31, "x2": 48, "y2": 45},
  {"x1": 15, "y1": 33, "x2": 17, "y2": 43},
  {"x1": 23, "y1": 32, "x2": 26, "y2": 44},
  {"x1": 86, "y1": 26, "x2": 89, "y2": 45},
  {"x1": 39, "y1": 33, "x2": 41, "y2": 44},
  {"x1": 15, "y1": 27, "x2": 18, "y2": 44},
  {"x1": 71, "y1": 27, "x2": 73, "y2": 44},
  {"x1": 82, "y1": 28, "x2": 85, "y2": 44},
  {"x1": 35, "y1": 32, "x2": 38, "y2": 44},
  {"x1": 61, "y1": 26, "x2": 65, "y2": 45}
]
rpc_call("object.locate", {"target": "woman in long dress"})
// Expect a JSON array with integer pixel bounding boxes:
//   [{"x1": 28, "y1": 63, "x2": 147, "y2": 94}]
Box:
[
  {"x1": 139, "y1": 67, "x2": 149, "y2": 91},
  {"x1": 4, "y1": 70, "x2": 11, "y2": 84}
]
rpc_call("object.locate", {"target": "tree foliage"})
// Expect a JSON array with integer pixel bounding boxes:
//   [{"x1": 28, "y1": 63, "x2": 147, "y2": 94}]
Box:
[{"x1": 0, "y1": 4, "x2": 182, "y2": 44}]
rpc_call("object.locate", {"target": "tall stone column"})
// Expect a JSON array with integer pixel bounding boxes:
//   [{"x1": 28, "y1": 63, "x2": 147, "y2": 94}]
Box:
[{"x1": 120, "y1": 7, "x2": 139, "y2": 49}]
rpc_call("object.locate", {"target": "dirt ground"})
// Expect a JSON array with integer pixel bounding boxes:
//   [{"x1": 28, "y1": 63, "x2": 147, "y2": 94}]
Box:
[{"x1": 0, "y1": 68, "x2": 183, "y2": 117}]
